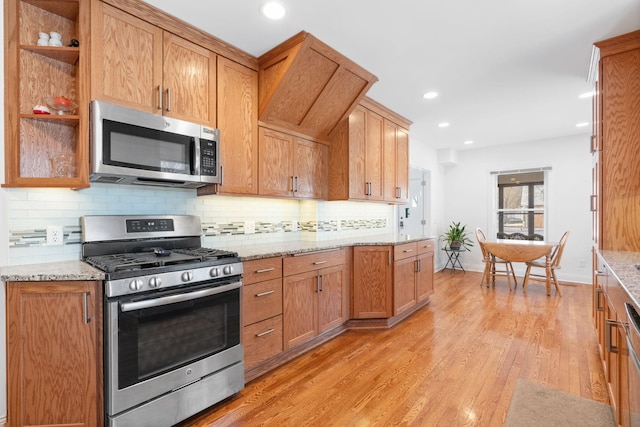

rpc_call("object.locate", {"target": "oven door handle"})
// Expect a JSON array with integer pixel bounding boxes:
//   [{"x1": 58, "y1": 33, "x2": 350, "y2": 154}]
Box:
[{"x1": 120, "y1": 281, "x2": 242, "y2": 312}]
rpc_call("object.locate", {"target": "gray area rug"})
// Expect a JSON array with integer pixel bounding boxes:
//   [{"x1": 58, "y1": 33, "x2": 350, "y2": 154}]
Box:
[{"x1": 504, "y1": 379, "x2": 615, "y2": 427}]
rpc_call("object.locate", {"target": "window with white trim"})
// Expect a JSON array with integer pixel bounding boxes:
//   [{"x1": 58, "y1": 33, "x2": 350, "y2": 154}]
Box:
[{"x1": 496, "y1": 171, "x2": 545, "y2": 240}]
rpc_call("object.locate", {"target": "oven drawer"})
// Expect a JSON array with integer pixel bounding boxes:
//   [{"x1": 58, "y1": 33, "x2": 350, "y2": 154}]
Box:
[
  {"x1": 394, "y1": 242, "x2": 418, "y2": 261},
  {"x1": 243, "y1": 315, "x2": 283, "y2": 369},
  {"x1": 243, "y1": 278, "x2": 283, "y2": 326},
  {"x1": 243, "y1": 257, "x2": 283, "y2": 284},
  {"x1": 283, "y1": 248, "x2": 346, "y2": 276}
]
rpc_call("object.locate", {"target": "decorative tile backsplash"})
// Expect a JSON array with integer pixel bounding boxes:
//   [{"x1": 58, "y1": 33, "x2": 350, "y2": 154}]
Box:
[{"x1": 4, "y1": 184, "x2": 394, "y2": 265}]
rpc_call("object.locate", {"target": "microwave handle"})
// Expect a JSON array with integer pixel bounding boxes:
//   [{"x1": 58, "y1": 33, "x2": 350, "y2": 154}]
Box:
[{"x1": 190, "y1": 137, "x2": 199, "y2": 175}]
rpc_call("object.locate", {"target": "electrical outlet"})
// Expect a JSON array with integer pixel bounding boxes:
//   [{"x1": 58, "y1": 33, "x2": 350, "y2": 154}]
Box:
[
  {"x1": 244, "y1": 221, "x2": 255, "y2": 234},
  {"x1": 46, "y1": 225, "x2": 64, "y2": 246}
]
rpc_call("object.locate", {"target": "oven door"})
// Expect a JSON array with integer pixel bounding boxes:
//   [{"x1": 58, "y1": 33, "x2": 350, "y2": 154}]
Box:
[{"x1": 105, "y1": 278, "x2": 243, "y2": 417}]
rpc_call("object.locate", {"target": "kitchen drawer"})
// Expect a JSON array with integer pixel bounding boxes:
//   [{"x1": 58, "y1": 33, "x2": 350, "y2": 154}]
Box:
[
  {"x1": 243, "y1": 257, "x2": 282, "y2": 284},
  {"x1": 394, "y1": 242, "x2": 418, "y2": 261},
  {"x1": 283, "y1": 248, "x2": 346, "y2": 276},
  {"x1": 243, "y1": 278, "x2": 283, "y2": 326},
  {"x1": 243, "y1": 315, "x2": 283, "y2": 369},
  {"x1": 417, "y1": 239, "x2": 435, "y2": 255}
]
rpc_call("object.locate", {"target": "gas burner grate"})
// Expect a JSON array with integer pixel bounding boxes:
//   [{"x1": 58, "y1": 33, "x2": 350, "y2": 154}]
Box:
[
  {"x1": 177, "y1": 248, "x2": 238, "y2": 260},
  {"x1": 85, "y1": 252, "x2": 205, "y2": 273}
]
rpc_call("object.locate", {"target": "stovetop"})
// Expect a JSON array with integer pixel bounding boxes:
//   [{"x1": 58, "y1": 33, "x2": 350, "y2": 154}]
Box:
[{"x1": 84, "y1": 247, "x2": 238, "y2": 274}]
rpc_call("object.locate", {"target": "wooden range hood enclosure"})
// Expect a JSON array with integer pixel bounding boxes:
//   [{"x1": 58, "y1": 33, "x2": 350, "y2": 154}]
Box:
[{"x1": 258, "y1": 31, "x2": 378, "y2": 141}]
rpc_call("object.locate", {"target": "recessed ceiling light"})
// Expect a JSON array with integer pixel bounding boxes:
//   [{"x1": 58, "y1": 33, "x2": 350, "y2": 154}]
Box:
[
  {"x1": 576, "y1": 122, "x2": 589, "y2": 127},
  {"x1": 463, "y1": 140, "x2": 474, "y2": 145},
  {"x1": 578, "y1": 91, "x2": 594, "y2": 99},
  {"x1": 261, "y1": 2, "x2": 286, "y2": 20},
  {"x1": 438, "y1": 122, "x2": 450, "y2": 128},
  {"x1": 423, "y1": 91, "x2": 438, "y2": 99}
]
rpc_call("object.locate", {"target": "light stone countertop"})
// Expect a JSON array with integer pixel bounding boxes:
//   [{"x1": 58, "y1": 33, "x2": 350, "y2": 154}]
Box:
[
  {"x1": 231, "y1": 234, "x2": 436, "y2": 261},
  {"x1": 0, "y1": 260, "x2": 105, "y2": 282},
  {"x1": 599, "y1": 250, "x2": 640, "y2": 309},
  {"x1": 1, "y1": 234, "x2": 436, "y2": 281}
]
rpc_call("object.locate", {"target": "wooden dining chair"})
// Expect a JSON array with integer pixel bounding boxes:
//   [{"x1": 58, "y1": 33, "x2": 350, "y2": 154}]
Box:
[
  {"x1": 475, "y1": 228, "x2": 517, "y2": 290},
  {"x1": 523, "y1": 231, "x2": 570, "y2": 296}
]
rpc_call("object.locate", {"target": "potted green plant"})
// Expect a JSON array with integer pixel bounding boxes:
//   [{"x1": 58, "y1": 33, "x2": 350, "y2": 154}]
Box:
[{"x1": 440, "y1": 221, "x2": 474, "y2": 250}]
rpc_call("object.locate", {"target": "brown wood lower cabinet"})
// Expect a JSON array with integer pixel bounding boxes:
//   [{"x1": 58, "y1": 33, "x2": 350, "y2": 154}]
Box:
[
  {"x1": 7, "y1": 280, "x2": 102, "y2": 427},
  {"x1": 354, "y1": 239, "x2": 435, "y2": 319},
  {"x1": 594, "y1": 253, "x2": 631, "y2": 426},
  {"x1": 283, "y1": 249, "x2": 348, "y2": 349},
  {"x1": 242, "y1": 257, "x2": 283, "y2": 370}
]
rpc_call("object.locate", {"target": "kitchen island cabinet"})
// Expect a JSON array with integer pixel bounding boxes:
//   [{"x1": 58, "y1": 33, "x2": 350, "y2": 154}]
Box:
[
  {"x1": 91, "y1": 1, "x2": 216, "y2": 127},
  {"x1": 7, "y1": 280, "x2": 103, "y2": 427}
]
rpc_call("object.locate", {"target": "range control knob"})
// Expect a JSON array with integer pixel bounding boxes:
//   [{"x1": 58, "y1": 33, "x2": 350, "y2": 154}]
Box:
[
  {"x1": 148, "y1": 277, "x2": 161, "y2": 288},
  {"x1": 210, "y1": 267, "x2": 220, "y2": 278},
  {"x1": 181, "y1": 271, "x2": 194, "y2": 282},
  {"x1": 129, "y1": 279, "x2": 143, "y2": 291},
  {"x1": 223, "y1": 265, "x2": 233, "y2": 275}
]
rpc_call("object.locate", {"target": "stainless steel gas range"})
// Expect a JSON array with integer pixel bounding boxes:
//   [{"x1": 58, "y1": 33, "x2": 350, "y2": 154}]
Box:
[{"x1": 81, "y1": 215, "x2": 244, "y2": 427}]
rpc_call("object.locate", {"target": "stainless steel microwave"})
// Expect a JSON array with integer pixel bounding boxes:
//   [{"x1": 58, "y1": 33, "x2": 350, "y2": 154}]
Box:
[{"x1": 89, "y1": 100, "x2": 221, "y2": 189}]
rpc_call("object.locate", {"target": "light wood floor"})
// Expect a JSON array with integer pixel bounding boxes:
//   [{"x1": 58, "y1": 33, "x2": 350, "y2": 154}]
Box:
[{"x1": 180, "y1": 270, "x2": 608, "y2": 426}]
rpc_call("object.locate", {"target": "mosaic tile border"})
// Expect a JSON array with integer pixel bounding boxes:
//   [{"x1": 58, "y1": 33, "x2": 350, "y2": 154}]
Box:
[
  {"x1": 9, "y1": 219, "x2": 388, "y2": 247},
  {"x1": 9, "y1": 226, "x2": 81, "y2": 247}
]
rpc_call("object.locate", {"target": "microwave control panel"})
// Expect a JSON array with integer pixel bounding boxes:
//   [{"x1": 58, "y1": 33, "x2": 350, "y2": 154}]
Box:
[{"x1": 200, "y1": 140, "x2": 218, "y2": 176}]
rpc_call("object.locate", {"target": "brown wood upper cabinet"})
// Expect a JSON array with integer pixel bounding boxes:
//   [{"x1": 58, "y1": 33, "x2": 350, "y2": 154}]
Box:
[
  {"x1": 329, "y1": 98, "x2": 411, "y2": 203},
  {"x1": 258, "y1": 127, "x2": 327, "y2": 199},
  {"x1": 199, "y1": 57, "x2": 259, "y2": 196},
  {"x1": 91, "y1": 1, "x2": 217, "y2": 127},
  {"x1": 258, "y1": 31, "x2": 378, "y2": 141},
  {"x1": 4, "y1": 0, "x2": 90, "y2": 187}
]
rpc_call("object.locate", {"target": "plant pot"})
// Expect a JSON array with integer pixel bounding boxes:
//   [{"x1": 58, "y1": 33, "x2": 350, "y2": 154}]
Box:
[{"x1": 450, "y1": 241, "x2": 462, "y2": 250}]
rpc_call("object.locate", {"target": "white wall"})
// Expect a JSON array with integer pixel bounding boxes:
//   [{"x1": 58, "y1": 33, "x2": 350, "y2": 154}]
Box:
[{"x1": 441, "y1": 134, "x2": 592, "y2": 283}]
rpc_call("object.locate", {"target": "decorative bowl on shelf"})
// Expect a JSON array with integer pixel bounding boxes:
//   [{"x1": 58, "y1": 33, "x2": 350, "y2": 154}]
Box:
[{"x1": 44, "y1": 96, "x2": 78, "y2": 115}]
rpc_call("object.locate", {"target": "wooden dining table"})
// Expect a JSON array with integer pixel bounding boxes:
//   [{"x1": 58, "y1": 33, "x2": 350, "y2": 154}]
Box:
[{"x1": 482, "y1": 239, "x2": 557, "y2": 295}]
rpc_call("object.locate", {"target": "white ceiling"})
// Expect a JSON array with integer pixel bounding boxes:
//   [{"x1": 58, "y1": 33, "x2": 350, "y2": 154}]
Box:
[{"x1": 143, "y1": 0, "x2": 640, "y2": 151}]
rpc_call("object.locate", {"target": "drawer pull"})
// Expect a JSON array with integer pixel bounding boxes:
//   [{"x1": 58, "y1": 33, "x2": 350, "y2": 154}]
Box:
[
  {"x1": 255, "y1": 290, "x2": 275, "y2": 297},
  {"x1": 256, "y1": 328, "x2": 275, "y2": 337},
  {"x1": 255, "y1": 267, "x2": 275, "y2": 273},
  {"x1": 403, "y1": 249, "x2": 413, "y2": 253},
  {"x1": 313, "y1": 260, "x2": 327, "y2": 265}
]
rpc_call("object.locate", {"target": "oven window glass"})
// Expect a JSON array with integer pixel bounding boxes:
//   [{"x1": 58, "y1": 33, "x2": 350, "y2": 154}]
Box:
[
  {"x1": 117, "y1": 285, "x2": 240, "y2": 389},
  {"x1": 103, "y1": 119, "x2": 193, "y2": 174}
]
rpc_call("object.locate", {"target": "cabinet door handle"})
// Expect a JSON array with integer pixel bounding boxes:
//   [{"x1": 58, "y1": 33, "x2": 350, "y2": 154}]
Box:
[
  {"x1": 605, "y1": 319, "x2": 624, "y2": 354},
  {"x1": 166, "y1": 87, "x2": 172, "y2": 111},
  {"x1": 396, "y1": 187, "x2": 401, "y2": 198},
  {"x1": 157, "y1": 85, "x2": 163, "y2": 110},
  {"x1": 291, "y1": 176, "x2": 295, "y2": 192},
  {"x1": 594, "y1": 288, "x2": 604, "y2": 312},
  {"x1": 255, "y1": 267, "x2": 275, "y2": 273},
  {"x1": 320, "y1": 274, "x2": 324, "y2": 292},
  {"x1": 313, "y1": 260, "x2": 327, "y2": 265},
  {"x1": 414, "y1": 259, "x2": 419, "y2": 273},
  {"x1": 590, "y1": 195, "x2": 597, "y2": 212},
  {"x1": 256, "y1": 328, "x2": 275, "y2": 337},
  {"x1": 316, "y1": 275, "x2": 321, "y2": 293},
  {"x1": 83, "y1": 292, "x2": 92, "y2": 324},
  {"x1": 256, "y1": 290, "x2": 275, "y2": 297},
  {"x1": 294, "y1": 176, "x2": 298, "y2": 192}
]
